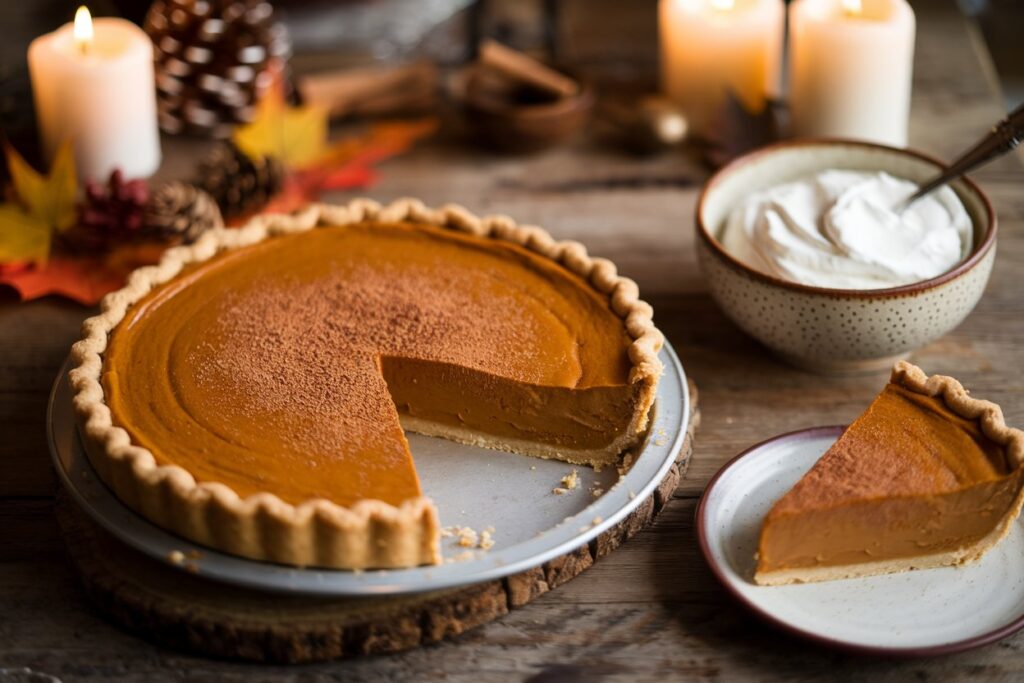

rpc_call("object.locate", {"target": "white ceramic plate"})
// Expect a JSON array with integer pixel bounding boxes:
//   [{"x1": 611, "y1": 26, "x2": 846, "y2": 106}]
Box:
[
  {"x1": 697, "y1": 426, "x2": 1024, "y2": 656},
  {"x1": 49, "y1": 343, "x2": 689, "y2": 597}
]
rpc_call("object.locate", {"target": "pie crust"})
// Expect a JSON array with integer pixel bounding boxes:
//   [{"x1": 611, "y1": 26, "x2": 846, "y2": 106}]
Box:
[
  {"x1": 755, "y1": 361, "x2": 1024, "y2": 586},
  {"x1": 69, "y1": 198, "x2": 664, "y2": 569}
]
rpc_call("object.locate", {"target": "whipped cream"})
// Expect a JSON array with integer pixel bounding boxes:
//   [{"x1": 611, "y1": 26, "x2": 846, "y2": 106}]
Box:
[{"x1": 719, "y1": 170, "x2": 973, "y2": 289}]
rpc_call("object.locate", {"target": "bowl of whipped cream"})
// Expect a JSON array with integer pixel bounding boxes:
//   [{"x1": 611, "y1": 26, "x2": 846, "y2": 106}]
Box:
[{"x1": 696, "y1": 139, "x2": 996, "y2": 373}]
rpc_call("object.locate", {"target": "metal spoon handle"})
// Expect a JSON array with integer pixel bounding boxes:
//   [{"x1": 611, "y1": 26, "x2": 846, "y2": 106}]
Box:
[{"x1": 901, "y1": 101, "x2": 1024, "y2": 209}]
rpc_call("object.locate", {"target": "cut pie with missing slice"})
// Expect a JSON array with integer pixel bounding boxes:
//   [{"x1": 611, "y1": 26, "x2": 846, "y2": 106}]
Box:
[
  {"x1": 69, "y1": 199, "x2": 664, "y2": 570},
  {"x1": 755, "y1": 361, "x2": 1024, "y2": 586}
]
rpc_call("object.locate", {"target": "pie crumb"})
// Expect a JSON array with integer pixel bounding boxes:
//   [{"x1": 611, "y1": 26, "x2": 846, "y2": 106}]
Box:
[
  {"x1": 168, "y1": 550, "x2": 186, "y2": 565},
  {"x1": 445, "y1": 550, "x2": 477, "y2": 564},
  {"x1": 457, "y1": 527, "x2": 478, "y2": 547},
  {"x1": 530, "y1": 465, "x2": 537, "y2": 471},
  {"x1": 628, "y1": 490, "x2": 636, "y2": 500},
  {"x1": 592, "y1": 487, "x2": 604, "y2": 498},
  {"x1": 552, "y1": 467, "x2": 580, "y2": 494},
  {"x1": 592, "y1": 516, "x2": 603, "y2": 527},
  {"x1": 562, "y1": 469, "x2": 579, "y2": 489},
  {"x1": 442, "y1": 525, "x2": 496, "y2": 551}
]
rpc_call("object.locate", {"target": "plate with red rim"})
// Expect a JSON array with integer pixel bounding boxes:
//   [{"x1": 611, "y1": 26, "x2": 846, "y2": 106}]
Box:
[{"x1": 697, "y1": 426, "x2": 1024, "y2": 657}]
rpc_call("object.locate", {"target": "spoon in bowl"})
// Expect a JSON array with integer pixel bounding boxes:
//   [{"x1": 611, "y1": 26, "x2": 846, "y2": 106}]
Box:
[{"x1": 897, "y1": 101, "x2": 1024, "y2": 212}]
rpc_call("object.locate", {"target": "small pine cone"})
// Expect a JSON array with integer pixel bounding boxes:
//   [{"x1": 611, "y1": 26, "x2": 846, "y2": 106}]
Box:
[
  {"x1": 194, "y1": 141, "x2": 283, "y2": 218},
  {"x1": 144, "y1": 181, "x2": 224, "y2": 244}
]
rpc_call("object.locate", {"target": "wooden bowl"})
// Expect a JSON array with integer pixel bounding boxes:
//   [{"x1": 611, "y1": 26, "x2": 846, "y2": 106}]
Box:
[{"x1": 449, "y1": 65, "x2": 594, "y2": 154}]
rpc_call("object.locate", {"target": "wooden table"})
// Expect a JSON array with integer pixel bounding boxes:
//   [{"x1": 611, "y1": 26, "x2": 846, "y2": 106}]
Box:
[{"x1": 3, "y1": 1, "x2": 1024, "y2": 680}]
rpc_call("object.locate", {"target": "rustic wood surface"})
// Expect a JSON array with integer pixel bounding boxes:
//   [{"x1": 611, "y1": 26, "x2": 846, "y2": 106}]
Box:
[
  {"x1": 50, "y1": 383, "x2": 697, "y2": 665},
  {"x1": 3, "y1": 0, "x2": 1024, "y2": 680}
]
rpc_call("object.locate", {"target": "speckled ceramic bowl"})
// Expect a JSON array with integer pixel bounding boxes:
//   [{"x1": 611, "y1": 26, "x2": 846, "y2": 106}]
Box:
[{"x1": 696, "y1": 139, "x2": 997, "y2": 374}]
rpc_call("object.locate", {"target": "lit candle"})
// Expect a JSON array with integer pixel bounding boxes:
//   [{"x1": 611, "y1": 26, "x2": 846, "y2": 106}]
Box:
[
  {"x1": 28, "y1": 6, "x2": 161, "y2": 181},
  {"x1": 788, "y1": 0, "x2": 916, "y2": 147},
  {"x1": 659, "y1": 0, "x2": 784, "y2": 139}
]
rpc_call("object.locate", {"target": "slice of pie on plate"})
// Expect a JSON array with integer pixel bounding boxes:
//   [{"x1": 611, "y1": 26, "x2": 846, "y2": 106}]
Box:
[
  {"x1": 69, "y1": 199, "x2": 663, "y2": 569},
  {"x1": 755, "y1": 361, "x2": 1024, "y2": 586}
]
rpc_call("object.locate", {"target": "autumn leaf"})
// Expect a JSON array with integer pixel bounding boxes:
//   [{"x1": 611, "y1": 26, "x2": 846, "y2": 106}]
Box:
[
  {"x1": 5, "y1": 140, "x2": 78, "y2": 232},
  {"x1": 313, "y1": 118, "x2": 439, "y2": 172},
  {"x1": 0, "y1": 205, "x2": 51, "y2": 264},
  {"x1": 0, "y1": 140, "x2": 79, "y2": 265},
  {"x1": 233, "y1": 89, "x2": 328, "y2": 169},
  {"x1": 319, "y1": 164, "x2": 378, "y2": 191},
  {"x1": 0, "y1": 242, "x2": 166, "y2": 304}
]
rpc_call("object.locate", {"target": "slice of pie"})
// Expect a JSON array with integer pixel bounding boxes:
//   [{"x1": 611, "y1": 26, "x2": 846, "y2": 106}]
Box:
[
  {"x1": 755, "y1": 362, "x2": 1024, "y2": 585},
  {"x1": 69, "y1": 199, "x2": 663, "y2": 569}
]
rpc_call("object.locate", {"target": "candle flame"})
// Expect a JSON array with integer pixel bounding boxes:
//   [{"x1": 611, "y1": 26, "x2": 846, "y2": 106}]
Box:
[
  {"x1": 74, "y1": 6, "x2": 93, "y2": 53},
  {"x1": 711, "y1": 0, "x2": 735, "y2": 10},
  {"x1": 842, "y1": 0, "x2": 862, "y2": 15}
]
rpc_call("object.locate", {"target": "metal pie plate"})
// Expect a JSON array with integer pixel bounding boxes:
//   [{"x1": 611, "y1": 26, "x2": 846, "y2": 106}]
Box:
[{"x1": 49, "y1": 343, "x2": 689, "y2": 597}]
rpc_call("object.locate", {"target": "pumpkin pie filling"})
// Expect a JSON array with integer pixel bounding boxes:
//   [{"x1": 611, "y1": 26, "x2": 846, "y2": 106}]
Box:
[
  {"x1": 756, "y1": 368, "x2": 1024, "y2": 585},
  {"x1": 101, "y1": 221, "x2": 643, "y2": 510}
]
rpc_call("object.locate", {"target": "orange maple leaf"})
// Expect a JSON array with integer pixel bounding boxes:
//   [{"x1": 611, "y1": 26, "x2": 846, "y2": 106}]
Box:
[{"x1": 0, "y1": 242, "x2": 165, "y2": 304}]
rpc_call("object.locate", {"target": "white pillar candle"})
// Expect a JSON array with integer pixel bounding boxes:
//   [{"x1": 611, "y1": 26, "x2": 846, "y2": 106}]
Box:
[
  {"x1": 28, "y1": 7, "x2": 161, "y2": 182},
  {"x1": 788, "y1": 0, "x2": 916, "y2": 147},
  {"x1": 659, "y1": 0, "x2": 784, "y2": 139}
]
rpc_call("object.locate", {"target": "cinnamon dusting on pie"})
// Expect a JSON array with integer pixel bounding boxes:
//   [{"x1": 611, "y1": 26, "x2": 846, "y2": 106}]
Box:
[{"x1": 110, "y1": 224, "x2": 640, "y2": 509}]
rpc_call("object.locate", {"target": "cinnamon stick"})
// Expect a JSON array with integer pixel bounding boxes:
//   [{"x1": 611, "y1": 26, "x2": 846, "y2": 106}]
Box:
[
  {"x1": 478, "y1": 39, "x2": 579, "y2": 98},
  {"x1": 297, "y1": 62, "x2": 438, "y2": 119}
]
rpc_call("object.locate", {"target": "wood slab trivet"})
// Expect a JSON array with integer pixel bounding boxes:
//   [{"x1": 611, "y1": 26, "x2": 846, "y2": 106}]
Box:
[{"x1": 55, "y1": 380, "x2": 700, "y2": 664}]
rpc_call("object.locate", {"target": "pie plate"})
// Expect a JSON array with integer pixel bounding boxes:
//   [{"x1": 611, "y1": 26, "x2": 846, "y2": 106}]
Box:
[
  {"x1": 697, "y1": 427, "x2": 1024, "y2": 656},
  {"x1": 48, "y1": 343, "x2": 689, "y2": 598}
]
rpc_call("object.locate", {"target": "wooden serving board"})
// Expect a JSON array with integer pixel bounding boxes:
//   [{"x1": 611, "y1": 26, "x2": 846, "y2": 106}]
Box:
[{"x1": 54, "y1": 380, "x2": 700, "y2": 664}]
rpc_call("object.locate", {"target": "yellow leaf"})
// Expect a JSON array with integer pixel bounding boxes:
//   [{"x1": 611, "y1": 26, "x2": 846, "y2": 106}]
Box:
[
  {"x1": 5, "y1": 140, "x2": 78, "y2": 232},
  {"x1": 233, "y1": 90, "x2": 328, "y2": 169},
  {"x1": 0, "y1": 204, "x2": 53, "y2": 264}
]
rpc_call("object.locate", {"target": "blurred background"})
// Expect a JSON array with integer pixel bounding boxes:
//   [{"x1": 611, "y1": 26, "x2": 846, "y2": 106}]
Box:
[{"x1": 1, "y1": 0, "x2": 1020, "y2": 169}]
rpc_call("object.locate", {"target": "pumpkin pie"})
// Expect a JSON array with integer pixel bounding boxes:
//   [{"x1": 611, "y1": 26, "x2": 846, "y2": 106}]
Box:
[
  {"x1": 755, "y1": 362, "x2": 1024, "y2": 585},
  {"x1": 69, "y1": 199, "x2": 663, "y2": 569}
]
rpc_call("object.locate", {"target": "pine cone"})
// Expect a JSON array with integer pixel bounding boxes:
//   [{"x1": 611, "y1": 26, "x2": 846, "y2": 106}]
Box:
[
  {"x1": 60, "y1": 170, "x2": 150, "y2": 253},
  {"x1": 144, "y1": 181, "x2": 224, "y2": 243},
  {"x1": 194, "y1": 141, "x2": 284, "y2": 218},
  {"x1": 145, "y1": 0, "x2": 292, "y2": 138}
]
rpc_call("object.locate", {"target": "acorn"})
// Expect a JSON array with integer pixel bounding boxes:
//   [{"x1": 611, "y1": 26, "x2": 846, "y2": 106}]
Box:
[{"x1": 594, "y1": 95, "x2": 689, "y2": 155}]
